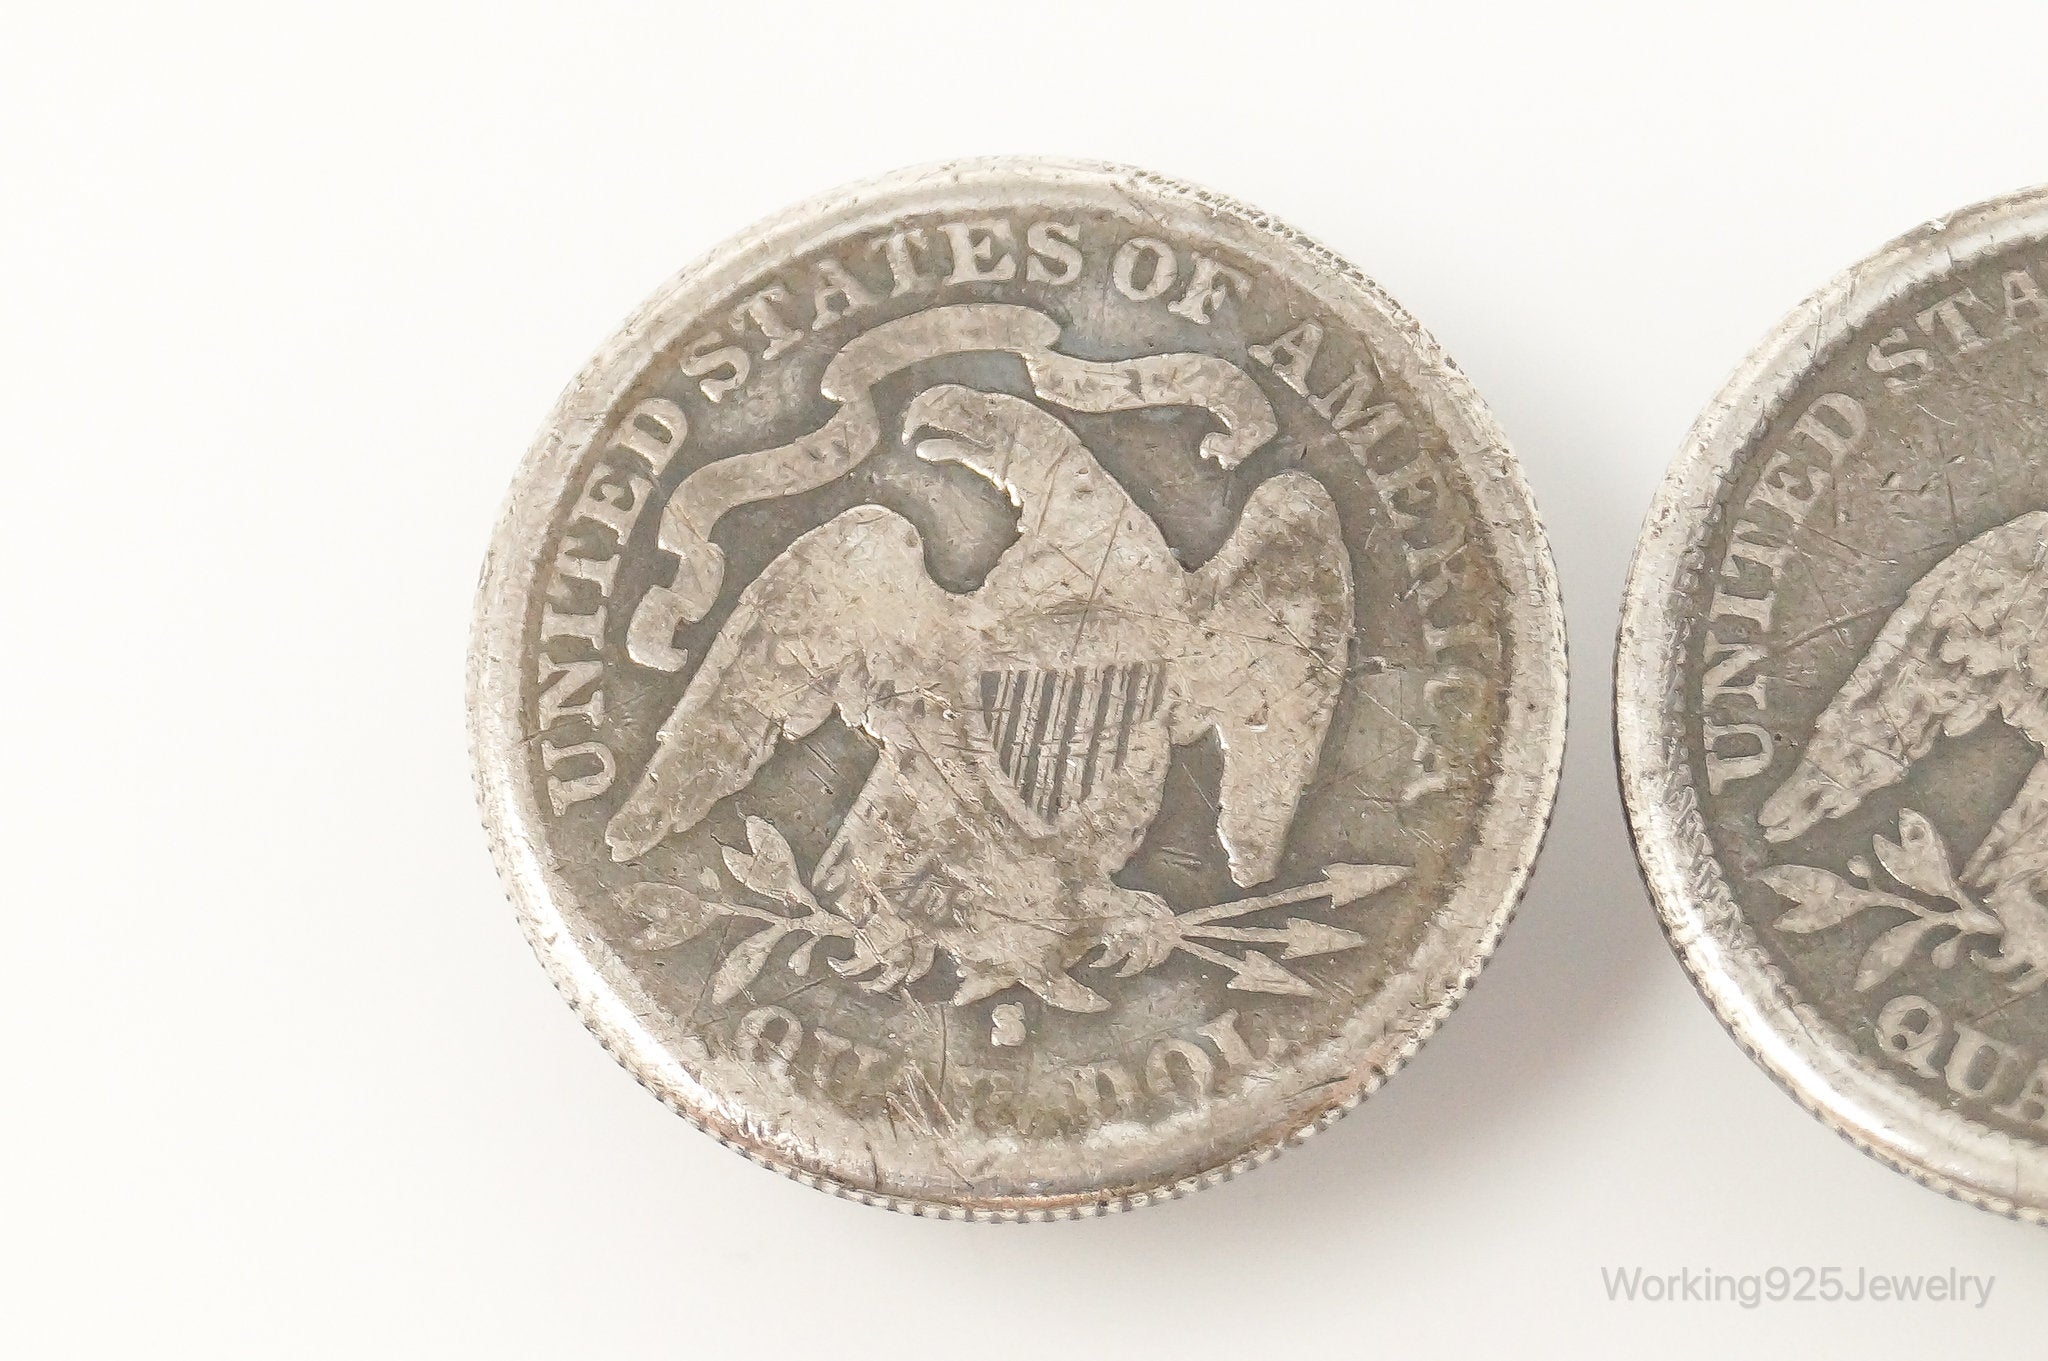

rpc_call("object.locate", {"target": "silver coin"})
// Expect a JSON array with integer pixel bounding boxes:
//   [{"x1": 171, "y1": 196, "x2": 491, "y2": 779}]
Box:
[
  {"x1": 470, "y1": 158, "x2": 1565, "y2": 1217},
  {"x1": 1620, "y1": 185, "x2": 2048, "y2": 1222}
]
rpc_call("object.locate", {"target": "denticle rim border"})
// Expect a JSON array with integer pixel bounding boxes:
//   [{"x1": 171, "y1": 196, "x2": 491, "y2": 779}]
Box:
[
  {"x1": 468, "y1": 156, "x2": 1569, "y2": 1219},
  {"x1": 1617, "y1": 181, "x2": 2048, "y2": 1225}
]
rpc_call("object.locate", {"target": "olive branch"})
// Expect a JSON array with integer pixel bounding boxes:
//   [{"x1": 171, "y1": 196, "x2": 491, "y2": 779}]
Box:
[
  {"x1": 620, "y1": 816, "x2": 1411, "y2": 1006},
  {"x1": 1761, "y1": 808, "x2": 2006, "y2": 992},
  {"x1": 620, "y1": 816, "x2": 859, "y2": 1005}
]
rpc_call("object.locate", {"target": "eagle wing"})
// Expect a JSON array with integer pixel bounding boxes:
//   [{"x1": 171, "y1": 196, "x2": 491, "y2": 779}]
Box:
[
  {"x1": 1759, "y1": 510, "x2": 2048, "y2": 845},
  {"x1": 605, "y1": 505, "x2": 948, "y2": 862},
  {"x1": 1970, "y1": 759, "x2": 2048, "y2": 892},
  {"x1": 1176, "y1": 471, "x2": 1354, "y2": 886}
]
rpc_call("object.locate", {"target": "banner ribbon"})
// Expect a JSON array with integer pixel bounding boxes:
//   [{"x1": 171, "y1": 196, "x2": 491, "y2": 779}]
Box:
[{"x1": 626, "y1": 302, "x2": 1276, "y2": 671}]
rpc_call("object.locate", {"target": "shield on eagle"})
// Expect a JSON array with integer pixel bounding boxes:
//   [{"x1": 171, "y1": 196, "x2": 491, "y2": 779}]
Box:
[{"x1": 604, "y1": 307, "x2": 1365, "y2": 1012}]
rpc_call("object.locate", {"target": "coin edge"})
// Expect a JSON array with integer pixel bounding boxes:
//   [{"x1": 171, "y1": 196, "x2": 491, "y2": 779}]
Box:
[
  {"x1": 467, "y1": 155, "x2": 1570, "y2": 1219},
  {"x1": 1616, "y1": 182, "x2": 2048, "y2": 1225}
]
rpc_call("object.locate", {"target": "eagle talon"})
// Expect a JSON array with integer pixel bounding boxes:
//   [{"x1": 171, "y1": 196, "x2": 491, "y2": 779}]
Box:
[
  {"x1": 830, "y1": 913, "x2": 935, "y2": 994},
  {"x1": 1083, "y1": 886, "x2": 1182, "y2": 977},
  {"x1": 1975, "y1": 883, "x2": 2048, "y2": 995},
  {"x1": 597, "y1": 373, "x2": 1353, "y2": 1018}
]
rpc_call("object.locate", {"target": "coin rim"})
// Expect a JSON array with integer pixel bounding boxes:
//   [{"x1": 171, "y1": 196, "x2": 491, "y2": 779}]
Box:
[
  {"x1": 469, "y1": 156, "x2": 1568, "y2": 1218},
  {"x1": 1617, "y1": 182, "x2": 2048, "y2": 1224}
]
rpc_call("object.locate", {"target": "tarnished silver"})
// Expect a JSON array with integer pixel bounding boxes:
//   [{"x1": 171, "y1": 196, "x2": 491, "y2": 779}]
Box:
[
  {"x1": 470, "y1": 158, "x2": 1565, "y2": 1217},
  {"x1": 1620, "y1": 184, "x2": 2048, "y2": 1223}
]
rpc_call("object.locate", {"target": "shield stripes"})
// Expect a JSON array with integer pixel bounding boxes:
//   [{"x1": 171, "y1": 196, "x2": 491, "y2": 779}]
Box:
[{"x1": 979, "y1": 661, "x2": 1164, "y2": 819}]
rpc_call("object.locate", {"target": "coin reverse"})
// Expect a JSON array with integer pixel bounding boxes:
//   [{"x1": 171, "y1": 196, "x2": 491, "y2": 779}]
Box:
[{"x1": 471, "y1": 159, "x2": 1566, "y2": 1217}]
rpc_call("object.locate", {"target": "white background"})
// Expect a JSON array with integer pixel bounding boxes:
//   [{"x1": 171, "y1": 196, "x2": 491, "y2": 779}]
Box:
[{"x1": 5, "y1": 3, "x2": 2046, "y2": 1356}]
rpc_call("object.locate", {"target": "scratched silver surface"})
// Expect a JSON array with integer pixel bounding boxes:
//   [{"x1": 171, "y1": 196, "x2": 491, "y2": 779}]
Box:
[
  {"x1": 470, "y1": 159, "x2": 1566, "y2": 1217},
  {"x1": 1619, "y1": 184, "x2": 2048, "y2": 1223}
]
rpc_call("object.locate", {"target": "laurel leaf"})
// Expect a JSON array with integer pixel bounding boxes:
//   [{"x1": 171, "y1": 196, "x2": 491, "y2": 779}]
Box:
[
  {"x1": 718, "y1": 816, "x2": 812, "y2": 906},
  {"x1": 710, "y1": 925, "x2": 789, "y2": 1005},
  {"x1": 720, "y1": 843, "x2": 759, "y2": 890},
  {"x1": 1856, "y1": 917, "x2": 1941, "y2": 992},
  {"x1": 625, "y1": 882, "x2": 724, "y2": 951},
  {"x1": 1758, "y1": 866, "x2": 1916, "y2": 933},
  {"x1": 788, "y1": 936, "x2": 819, "y2": 975},
  {"x1": 1872, "y1": 809, "x2": 1964, "y2": 901}
]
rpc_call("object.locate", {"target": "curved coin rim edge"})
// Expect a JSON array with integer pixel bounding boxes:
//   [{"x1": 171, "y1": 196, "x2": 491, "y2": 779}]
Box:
[
  {"x1": 1617, "y1": 182, "x2": 2048, "y2": 1225},
  {"x1": 469, "y1": 156, "x2": 1569, "y2": 1219}
]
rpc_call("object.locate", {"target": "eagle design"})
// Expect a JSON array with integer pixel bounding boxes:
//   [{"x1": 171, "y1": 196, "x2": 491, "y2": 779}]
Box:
[
  {"x1": 1760, "y1": 510, "x2": 2048, "y2": 979},
  {"x1": 605, "y1": 383, "x2": 1353, "y2": 1012}
]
